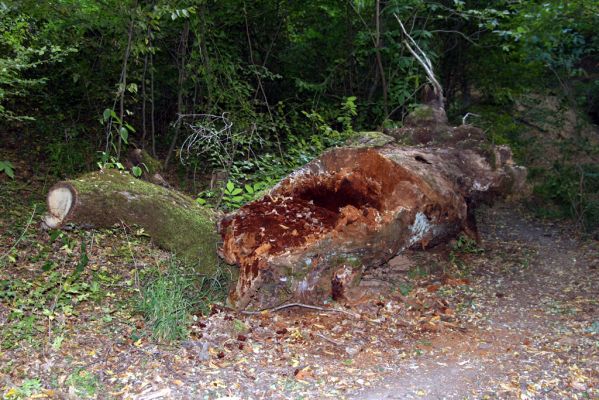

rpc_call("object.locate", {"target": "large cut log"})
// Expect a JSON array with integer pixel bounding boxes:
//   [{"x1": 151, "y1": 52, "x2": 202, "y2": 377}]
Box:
[
  {"x1": 220, "y1": 142, "x2": 526, "y2": 310},
  {"x1": 43, "y1": 169, "x2": 221, "y2": 274}
]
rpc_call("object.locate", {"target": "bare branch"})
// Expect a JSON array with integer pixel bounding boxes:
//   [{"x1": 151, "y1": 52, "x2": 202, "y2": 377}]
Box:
[
  {"x1": 394, "y1": 14, "x2": 444, "y2": 106},
  {"x1": 177, "y1": 113, "x2": 235, "y2": 168},
  {"x1": 240, "y1": 302, "x2": 361, "y2": 318},
  {"x1": 462, "y1": 112, "x2": 480, "y2": 125}
]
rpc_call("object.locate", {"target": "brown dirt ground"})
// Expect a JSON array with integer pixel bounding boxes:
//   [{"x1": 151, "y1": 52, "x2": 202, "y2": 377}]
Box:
[{"x1": 0, "y1": 174, "x2": 597, "y2": 399}]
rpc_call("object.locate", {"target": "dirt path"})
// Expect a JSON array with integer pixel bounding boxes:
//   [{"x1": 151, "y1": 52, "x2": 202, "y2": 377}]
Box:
[{"x1": 352, "y1": 205, "x2": 598, "y2": 399}]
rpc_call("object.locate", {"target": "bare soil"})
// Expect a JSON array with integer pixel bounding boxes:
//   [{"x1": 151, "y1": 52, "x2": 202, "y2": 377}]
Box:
[{"x1": 353, "y1": 205, "x2": 598, "y2": 399}]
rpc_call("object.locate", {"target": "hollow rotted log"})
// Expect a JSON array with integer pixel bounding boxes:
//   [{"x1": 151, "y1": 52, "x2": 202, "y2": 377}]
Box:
[
  {"x1": 43, "y1": 169, "x2": 221, "y2": 274},
  {"x1": 220, "y1": 143, "x2": 526, "y2": 310}
]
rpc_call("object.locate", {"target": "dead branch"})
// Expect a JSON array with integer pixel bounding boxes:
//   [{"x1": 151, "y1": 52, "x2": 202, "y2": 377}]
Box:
[{"x1": 395, "y1": 14, "x2": 444, "y2": 107}]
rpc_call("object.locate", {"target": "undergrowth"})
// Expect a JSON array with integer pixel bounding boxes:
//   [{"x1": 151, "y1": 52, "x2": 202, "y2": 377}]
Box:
[
  {"x1": 474, "y1": 97, "x2": 599, "y2": 235},
  {"x1": 136, "y1": 258, "x2": 231, "y2": 342}
]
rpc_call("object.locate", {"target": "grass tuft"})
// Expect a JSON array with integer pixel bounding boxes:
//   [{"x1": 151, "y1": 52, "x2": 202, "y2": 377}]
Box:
[
  {"x1": 137, "y1": 264, "x2": 193, "y2": 342},
  {"x1": 137, "y1": 258, "x2": 232, "y2": 342}
]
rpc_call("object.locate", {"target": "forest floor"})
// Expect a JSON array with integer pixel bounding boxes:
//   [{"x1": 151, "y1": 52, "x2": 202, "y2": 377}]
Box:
[{"x1": 0, "y1": 170, "x2": 597, "y2": 399}]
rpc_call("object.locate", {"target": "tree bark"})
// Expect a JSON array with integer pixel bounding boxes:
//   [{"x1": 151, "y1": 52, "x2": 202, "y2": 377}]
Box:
[
  {"x1": 220, "y1": 132, "x2": 527, "y2": 310},
  {"x1": 150, "y1": 44, "x2": 156, "y2": 157},
  {"x1": 141, "y1": 50, "x2": 148, "y2": 149},
  {"x1": 43, "y1": 169, "x2": 221, "y2": 274},
  {"x1": 164, "y1": 21, "x2": 190, "y2": 168},
  {"x1": 374, "y1": 0, "x2": 388, "y2": 116}
]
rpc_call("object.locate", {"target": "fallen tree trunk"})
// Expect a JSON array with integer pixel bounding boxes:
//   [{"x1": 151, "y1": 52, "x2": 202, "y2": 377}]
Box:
[
  {"x1": 43, "y1": 169, "x2": 220, "y2": 274},
  {"x1": 220, "y1": 141, "x2": 526, "y2": 310}
]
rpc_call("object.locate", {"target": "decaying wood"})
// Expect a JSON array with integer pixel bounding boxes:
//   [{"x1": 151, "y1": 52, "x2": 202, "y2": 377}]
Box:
[
  {"x1": 42, "y1": 169, "x2": 220, "y2": 274},
  {"x1": 220, "y1": 133, "x2": 526, "y2": 310}
]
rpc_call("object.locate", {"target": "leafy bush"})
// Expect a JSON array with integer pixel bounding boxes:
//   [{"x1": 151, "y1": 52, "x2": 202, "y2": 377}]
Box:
[
  {"x1": 46, "y1": 138, "x2": 95, "y2": 177},
  {"x1": 532, "y1": 162, "x2": 599, "y2": 233}
]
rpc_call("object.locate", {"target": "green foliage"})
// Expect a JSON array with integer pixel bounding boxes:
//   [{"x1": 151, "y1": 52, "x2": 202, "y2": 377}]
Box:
[
  {"x1": 0, "y1": 160, "x2": 15, "y2": 178},
  {"x1": 0, "y1": 2, "x2": 74, "y2": 120},
  {"x1": 137, "y1": 265, "x2": 192, "y2": 342},
  {"x1": 448, "y1": 233, "x2": 483, "y2": 275},
  {"x1": 46, "y1": 138, "x2": 94, "y2": 177},
  {"x1": 3, "y1": 378, "x2": 42, "y2": 399},
  {"x1": 137, "y1": 258, "x2": 230, "y2": 341},
  {"x1": 101, "y1": 108, "x2": 136, "y2": 159},
  {"x1": 451, "y1": 234, "x2": 483, "y2": 255},
  {"x1": 1, "y1": 0, "x2": 597, "y2": 232},
  {"x1": 65, "y1": 369, "x2": 100, "y2": 398},
  {"x1": 131, "y1": 165, "x2": 143, "y2": 177},
  {"x1": 532, "y1": 162, "x2": 599, "y2": 233},
  {"x1": 219, "y1": 180, "x2": 271, "y2": 210},
  {"x1": 96, "y1": 151, "x2": 125, "y2": 171},
  {"x1": 0, "y1": 237, "x2": 97, "y2": 349}
]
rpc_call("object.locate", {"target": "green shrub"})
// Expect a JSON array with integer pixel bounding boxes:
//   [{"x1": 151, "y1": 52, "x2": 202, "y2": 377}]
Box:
[{"x1": 532, "y1": 162, "x2": 599, "y2": 233}]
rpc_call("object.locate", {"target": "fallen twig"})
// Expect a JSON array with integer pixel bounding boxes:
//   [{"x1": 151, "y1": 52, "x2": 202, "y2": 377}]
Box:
[
  {"x1": 240, "y1": 302, "x2": 361, "y2": 318},
  {"x1": 315, "y1": 333, "x2": 344, "y2": 347}
]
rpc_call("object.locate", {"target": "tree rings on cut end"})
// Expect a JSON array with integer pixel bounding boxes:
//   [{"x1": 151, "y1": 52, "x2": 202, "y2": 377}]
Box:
[{"x1": 43, "y1": 183, "x2": 76, "y2": 229}]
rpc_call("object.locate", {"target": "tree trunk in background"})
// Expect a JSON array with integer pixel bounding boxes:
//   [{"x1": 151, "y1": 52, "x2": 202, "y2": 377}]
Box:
[
  {"x1": 141, "y1": 51, "x2": 148, "y2": 149},
  {"x1": 117, "y1": 20, "x2": 134, "y2": 159},
  {"x1": 374, "y1": 0, "x2": 388, "y2": 116},
  {"x1": 150, "y1": 43, "x2": 156, "y2": 157},
  {"x1": 199, "y1": 4, "x2": 213, "y2": 109},
  {"x1": 164, "y1": 20, "x2": 190, "y2": 168}
]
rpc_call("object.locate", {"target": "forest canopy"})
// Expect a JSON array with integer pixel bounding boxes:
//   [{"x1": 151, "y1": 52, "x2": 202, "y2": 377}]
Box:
[{"x1": 1, "y1": 0, "x2": 598, "y2": 229}]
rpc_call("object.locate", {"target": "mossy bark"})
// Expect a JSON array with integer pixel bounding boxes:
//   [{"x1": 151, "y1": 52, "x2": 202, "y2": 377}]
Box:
[
  {"x1": 345, "y1": 131, "x2": 396, "y2": 148},
  {"x1": 128, "y1": 148, "x2": 162, "y2": 175},
  {"x1": 44, "y1": 169, "x2": 220, "y2": 274}
]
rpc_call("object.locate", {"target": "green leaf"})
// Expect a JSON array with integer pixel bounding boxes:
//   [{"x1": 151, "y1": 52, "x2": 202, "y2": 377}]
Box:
[
  {"x1": 231, "y1": 188, "x2": 243, "y2": 195},
  {"x1": 51, "y1": 335, "x2": 64, "y2": 351},
  {"x1": 119, "y1": 126, "x2": 128, "y2": 143},
  {"x1": 245, "y1": 184, "x2": 254, "y2": 194},
  {"x1": 2, "y1": 166, "x2": 13, "y2": 178},
  {"x1": 196, "y1": 198, "x2": 207, "y2": 205},
  {"x1": 226, "y1": 181, "x2": 235, "y2": 192},
  {"x1": 42, "y1": 261, "x2": 55, "y2": 272},
  {"x1": 131, "y1": 166, "x2": 142, "y2": 177},
  {"x1": 102, "y1": 108, "x2": 111, "y2": 121},
  {"x1": 75, "y1": 241, "x2": 89, "y2": 275}
]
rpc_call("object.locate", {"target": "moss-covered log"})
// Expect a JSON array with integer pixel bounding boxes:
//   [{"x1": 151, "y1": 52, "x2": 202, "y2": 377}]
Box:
[
  {"x1": 221, "y1": 142, "x2": 527, "y2": 310},
  {"x1": 43, "y1": 169, "x2": 220, "y2": 273}
]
